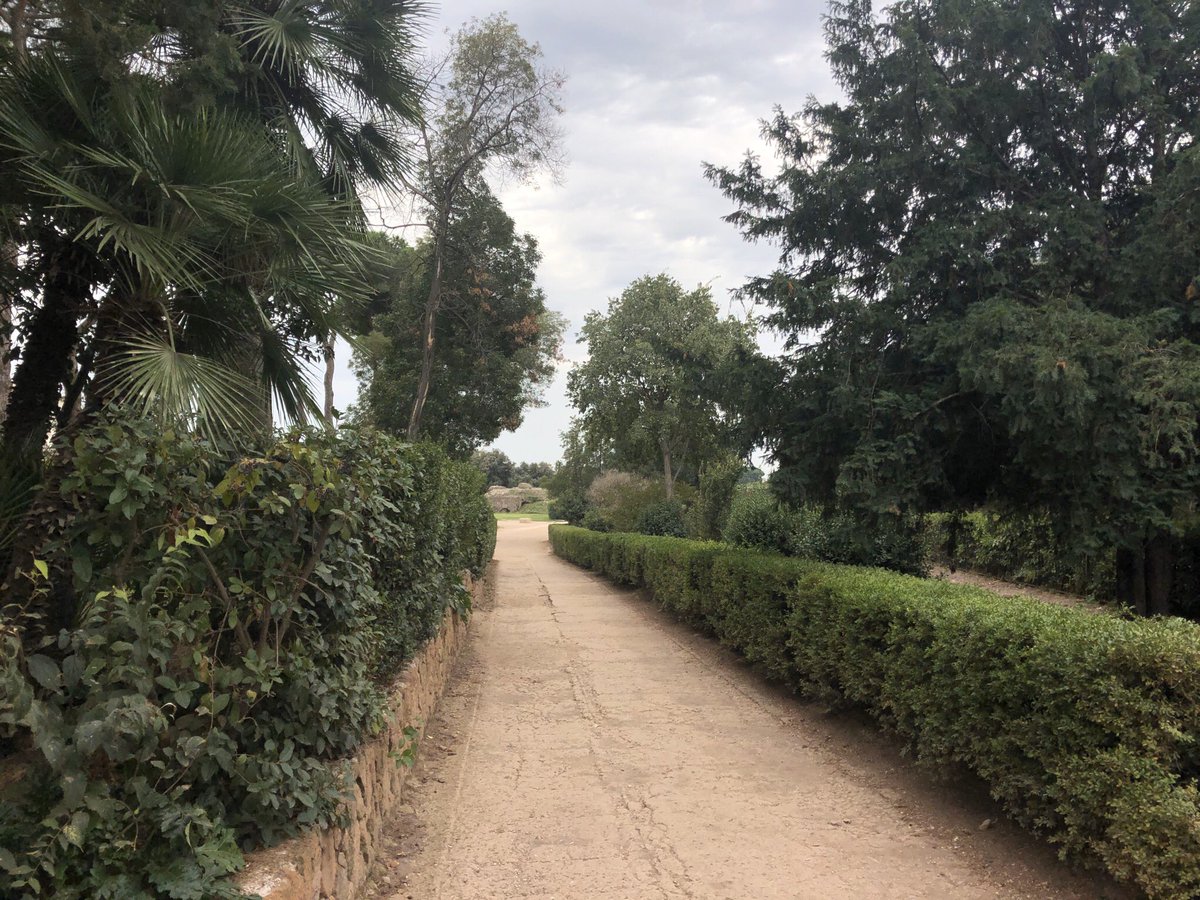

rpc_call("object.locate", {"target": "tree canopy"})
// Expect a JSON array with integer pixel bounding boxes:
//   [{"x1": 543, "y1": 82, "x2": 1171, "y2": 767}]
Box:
[
  {"x1": 352, "y1": 183, "x2": 564, "y2": 456},
  {"x1": 567, "y1": 274, "x2": 756, "y2": 497},
  {"x1": 400, "y1": 13, "x2": 565, "y2": 438},
  {"x1": 707, "y1": 0, "x2": 1200, "y2": 612},
  {"x1": 0, "y1": 0, "x2": 427, "y2": 455}
]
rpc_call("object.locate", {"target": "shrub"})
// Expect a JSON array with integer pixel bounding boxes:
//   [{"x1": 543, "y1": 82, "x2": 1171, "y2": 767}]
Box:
[
  {"x1": 790, "y1": 506, "x2": 928, "y2": 576},
  {"x1": 927, "y1": 510, "x2": 1115, "y2": 595},
  {"x1": 686, "y1": 454, "x2": 742, "y2": 540},
  {"x1": 586, "y1": 471, "x2": 666, "y2": 533},
  {"x1": 580, "y1": 507, "x2": 611, "y2": 532},
  {"x1": 549, "y1": 525, "x2": 1200, "y2": 900},
  {"x1": 723, "y1": 485, "x2": 793, "y2": 552},
  {"x1": 0, "y1": 415, "x2": 493, "y2": 898},
  {"x1": 547, "y1": 490, "x2": 589, "y2": 525},
  {"x1": 636, "y1": 500, "x2": 687, "y2": 537}
]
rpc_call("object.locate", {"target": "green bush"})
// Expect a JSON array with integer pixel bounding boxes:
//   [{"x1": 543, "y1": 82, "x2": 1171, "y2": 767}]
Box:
[
  {"x1": 927, "y1": 510, "x2": 1115, "y2": 596},
  {"x1": 790, "y1": 506, "x2": 928, "y2": 576},
  {"x1": 585, "y1": 471, "x2": 665, "y2": 533},
  {"x1": 723, "y1": 485, "x2": 793, "y2": 553},
  {"x1": 547, "y1": 490, "x2": 588, "y2": 525},
  {"x1": 0, "y1": 415, "x2": 493, "y2": 899},
  {"x1": 686, "y1": 455, "x2": 742, "y2": 540},
  {"x1": 580, "y1": 507, "x2": 611, "y2": 532},
  {"x1": 549, "y1": 525, "x2": 1200, "y2": 900},
  {"x1": 636, "y1": 500, "x2": 687, "y2": 537}
]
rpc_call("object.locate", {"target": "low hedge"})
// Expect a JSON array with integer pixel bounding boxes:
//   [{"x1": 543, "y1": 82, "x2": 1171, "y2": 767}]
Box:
[
  {"x1": 549, "y1": 525, "x2": 1200, "y2": 900},
  {"x1": 0, "y1": 416, "x2": 494, "y2": 898}
]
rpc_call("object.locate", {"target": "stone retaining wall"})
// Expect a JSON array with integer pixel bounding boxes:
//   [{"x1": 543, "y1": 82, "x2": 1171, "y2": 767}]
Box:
[{"x1": 235, "y1": 573, "x2": 481, "y2": 899}]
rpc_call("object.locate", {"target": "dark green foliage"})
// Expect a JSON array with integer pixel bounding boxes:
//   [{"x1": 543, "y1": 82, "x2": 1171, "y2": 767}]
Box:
[
  {"x1": 927, "y1": 511, "x2": 1116, "y2": 597},
  {"x1": 635, "y1": 500, "x2": 687, "y2": 538},
  {"x1": 512, "y1": 461, "x2": 555, "y2": 487},
  {"x1": 0, "y1": 415, "x2": 493, "y2": 898},
  {"x1": 547, "y1": 492, "x2": 589, "y2": 526},
  {"x1": 722, "y1": 486, "x2": 792, "y2": 554},
  {"x1": 470, "y1": 449, "x2": 515, "y2": 488},
  {"x1": 725, "y1": 487, "x2": 929, "y2": 576},
  {"x1": 707, "y1": 0, "x2": 1200, "y2": 613},
  {"x1": 580, "y1": 508, "x2": 611, "y2": 533},
  {"x1": 789, "y1": 506, "x2": 928, "y2": 577},
  {"x1": 686, "y1": 454, "x2": 742, "y2": 540},
  {"x1": 549, "y1": 526, "x2": 1200, "y2": 900},
  {"x1": 353, "y1": 185, "x2": 564, "y2": 455}
]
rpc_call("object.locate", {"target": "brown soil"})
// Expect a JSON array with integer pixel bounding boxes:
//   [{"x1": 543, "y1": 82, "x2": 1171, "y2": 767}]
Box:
[
  {"x1": 364, "y1": 522, "x2": 1133, "y2": 900},
  {"x1": 929, "y1": 565, "x2": 1109, "y2": 613}
]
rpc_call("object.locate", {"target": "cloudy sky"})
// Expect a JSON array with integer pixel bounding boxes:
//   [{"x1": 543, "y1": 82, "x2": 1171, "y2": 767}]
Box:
[{"x1": 329, "y1": 1, "x2": 839, "y2": 463}]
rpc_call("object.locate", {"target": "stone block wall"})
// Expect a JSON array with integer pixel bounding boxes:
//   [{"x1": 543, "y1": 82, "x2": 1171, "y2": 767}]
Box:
[{"x1": 235, "y1": 574, "x2": 478, "y2": 899}]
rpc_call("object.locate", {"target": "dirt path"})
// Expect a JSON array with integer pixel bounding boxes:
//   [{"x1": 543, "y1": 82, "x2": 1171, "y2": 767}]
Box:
[
  {"x1": 365, "y1": 522, "x2": 1129, "y2": 900},
  {"x1": 929, "y1": 565, "x2": 1109, "y2": 613}
]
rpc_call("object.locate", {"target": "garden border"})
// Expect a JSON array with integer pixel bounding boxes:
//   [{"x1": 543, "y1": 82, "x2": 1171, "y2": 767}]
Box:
[{"x1": 235, "y1": 568, "x2": 487, "y2": 900}]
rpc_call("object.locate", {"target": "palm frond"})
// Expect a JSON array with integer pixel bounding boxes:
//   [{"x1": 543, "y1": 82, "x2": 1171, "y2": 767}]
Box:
[{"x1": 98, "y1": 330, "x2": 266, "y2": 438}]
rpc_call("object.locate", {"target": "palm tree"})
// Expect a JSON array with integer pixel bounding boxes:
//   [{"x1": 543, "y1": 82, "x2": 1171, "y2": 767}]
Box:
[
  {"x1": 0, "y1": 55, "x2": 377, "y2": 452},
  {"x1": 0, "y1": 0, "x2": 427, "y2": 454}
]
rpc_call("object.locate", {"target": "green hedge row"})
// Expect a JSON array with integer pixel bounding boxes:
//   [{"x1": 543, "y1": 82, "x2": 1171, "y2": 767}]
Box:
[
  {"x1": 549, "y1": 525, "x2": 1200, "y2": 900},
  {"x1": 0, "y1": 416, "x2": 495, "y2": 898}
]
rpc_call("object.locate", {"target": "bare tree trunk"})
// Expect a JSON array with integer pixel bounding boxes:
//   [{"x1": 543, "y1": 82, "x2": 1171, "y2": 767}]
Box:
[
  {"x1": 407, "y1": 206, "x2": 449, "y2": 440},
  {"x1": 0, "y1": 282, "x2": 12, "y2": 427},
  {"x1": 661, "y1": 440, "x2": 674, "y2": 499},
  {"x1": 322, "y1": 334, "x2": 335, "y2": 425},
  {"x1": 2, "y1": 238, "x2": 84, "y2": 459},
  {"x1": 1145, "y1": 534, "x2": 1173, "y2": 617},
  {"x1": 1118, "y1": 538, "x2": 1173, "y2": 617}
]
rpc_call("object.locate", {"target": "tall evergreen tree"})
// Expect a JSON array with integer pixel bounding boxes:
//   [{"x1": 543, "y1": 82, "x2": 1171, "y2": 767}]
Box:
[{"x1": 707, "y1": 0, "x2": 1200, "y2": 613}]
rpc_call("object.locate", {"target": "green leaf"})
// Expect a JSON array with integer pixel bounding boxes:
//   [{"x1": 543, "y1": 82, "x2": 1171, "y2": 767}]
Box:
[
  {"x1": 26, "y1": 654, "x2": 61, "y2": 690},
  {"x1": 72, "y1": 550, "x2": 93, "y2": 584},
  {"x1": 63, "y1": 810, "x2": 90, "y2": 848}
]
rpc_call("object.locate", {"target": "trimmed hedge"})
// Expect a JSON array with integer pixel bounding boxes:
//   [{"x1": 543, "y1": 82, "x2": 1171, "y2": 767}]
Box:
[{"x1": 549, "y1": 525, "x2": 1200, "y2": 900}]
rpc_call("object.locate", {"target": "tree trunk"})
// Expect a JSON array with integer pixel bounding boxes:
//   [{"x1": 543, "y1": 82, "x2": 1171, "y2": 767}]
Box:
[
  {"x1": 661, "y1": 440, "x2": 674, "y2": 499},
  {"x1": 0, "y1": 273, "x2": 12, "y2": 427},
  {"x1": 407, "y1": 207, "x2": 449, "y2": 440},
  {"x1": 1145, "y1": 533, "x2": 1173, "y2": 617},
  {"x1": 322, "y1": 334, "x2": 335, "y2": 425},
  {"x1": 1, "y1": 242, "x2": 85, "y2": 459},
  {"x1": 1117, "y1": 538, "x2": 1174, "y2": 617}
]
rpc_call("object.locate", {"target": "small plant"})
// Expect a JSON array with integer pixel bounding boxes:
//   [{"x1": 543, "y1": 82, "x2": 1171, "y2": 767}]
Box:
[{"x1": 389, "y1": 726, "x2": 421, "y2": 769}]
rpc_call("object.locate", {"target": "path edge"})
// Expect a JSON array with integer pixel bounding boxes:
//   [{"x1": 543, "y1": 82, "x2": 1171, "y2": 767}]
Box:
[{"x1": 235, "y1": 566, "x2": 490, "y2": 900}]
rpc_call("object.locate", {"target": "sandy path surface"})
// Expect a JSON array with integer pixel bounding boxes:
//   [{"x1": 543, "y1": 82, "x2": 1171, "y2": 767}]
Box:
[{"x1": 365, "y1": 521, "x2": 1128, "y2": 900}]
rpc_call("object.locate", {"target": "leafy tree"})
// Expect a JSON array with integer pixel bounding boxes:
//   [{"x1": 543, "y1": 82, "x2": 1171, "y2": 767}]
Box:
[
  {"x1": 568, "y1": 274, "x2": 756, "y2": 498},
  {"x1": 512, "y1": 460, "x2": 555, "y2": 486},
  {"x1": 707, "y1": 0, "x2": 1200, "y2": 614},
  {"x1": 400, "y1": 13, "x2": 565, "y2": 438},
  {"x1": 738, "y1": 466, "x2": 765, "y2": 485},
  {"x1": 471, "y1": 449, "x2": 515, "y2": 487},
  {"x1": 352, "y1": 183, "x2": 565, "y2": 455}
]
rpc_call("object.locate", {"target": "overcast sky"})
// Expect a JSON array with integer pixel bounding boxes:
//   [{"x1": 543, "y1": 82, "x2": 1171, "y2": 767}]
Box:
[{"x1": 328, "y1": 1, "x2": 838, "y2": 463}]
